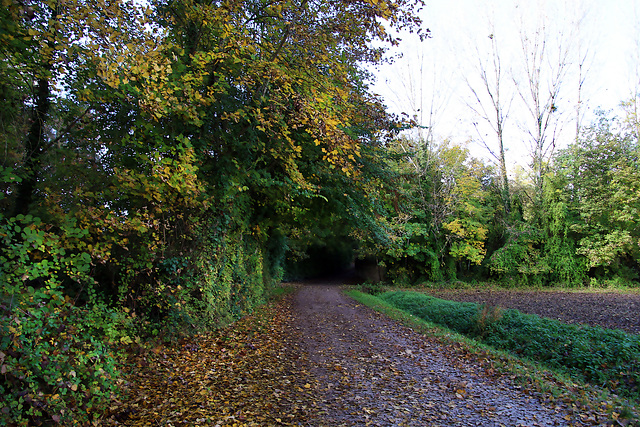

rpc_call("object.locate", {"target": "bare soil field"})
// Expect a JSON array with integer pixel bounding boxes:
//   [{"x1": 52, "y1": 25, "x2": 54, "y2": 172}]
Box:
[{"x1": 420, "y1": 289, "x2": 640, "y2": 335}]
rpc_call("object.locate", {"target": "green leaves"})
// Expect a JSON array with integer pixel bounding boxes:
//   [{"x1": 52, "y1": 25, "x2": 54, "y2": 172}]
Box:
[
  {"x1": 0, "y1": 290, "x2": 120, "y2": 425},
  {"x1": 0, "y1": 214, "x2": 124, "y2": 424},
  {"x1": 0, "y1": 215, "x2": 94, "y2": 294},
  {"x1": 369, "y1": 138, "x2": 493, "y2": 282},
  {"x1": 1, "y1": 0, "x2": 426, "y2": 420},
  {"x1": 381, "y1": 290, "x2": 640, "y2": 401},
  {"x1": 553, "y1": 113, "x2": 640, "y2": 280}
]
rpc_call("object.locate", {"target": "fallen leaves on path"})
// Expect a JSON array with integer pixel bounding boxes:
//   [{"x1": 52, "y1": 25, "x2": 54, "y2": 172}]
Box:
[
  {"x1": 99, "y1": 285, "x2": 632, "y2": 426},
  {"x1": 102, "y1": 298, "x2": 317, "y2": 426},
  {"x1": 293, "y1": 285, "x2": 613, "y2": 426}
]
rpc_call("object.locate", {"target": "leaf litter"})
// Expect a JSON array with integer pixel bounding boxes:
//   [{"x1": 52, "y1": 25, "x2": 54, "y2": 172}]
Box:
[
  {"x1": 102, "y1": 297, "x2": 318, "y2": 426},
  {"x1": 102, "y1": 284, "x2": 626, "y2": 426}
]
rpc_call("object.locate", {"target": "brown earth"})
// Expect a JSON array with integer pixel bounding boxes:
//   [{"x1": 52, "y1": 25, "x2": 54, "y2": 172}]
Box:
[
  {"x1": 420, "y1": 288, "x2": 640, "y2": 335},
  {"x1": 106, "y1": 282, "x2": 635, "y2": 426},
  {"x1": 293, "y1": 282, "x2": 609, "y2": 426}
]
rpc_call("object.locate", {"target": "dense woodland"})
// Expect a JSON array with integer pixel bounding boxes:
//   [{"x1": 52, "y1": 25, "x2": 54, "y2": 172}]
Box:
[
  {"x1": 0, "y1": 0, "x2": 639, "y2": 423},
  {"x1": 374, "y1": 111, "x2": 640, "y2": 287}
]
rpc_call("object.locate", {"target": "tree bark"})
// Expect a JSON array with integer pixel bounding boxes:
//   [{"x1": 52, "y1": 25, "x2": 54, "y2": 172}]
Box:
[{"x1": 12, "y1": 77, "x2": 50, "y2": 217}]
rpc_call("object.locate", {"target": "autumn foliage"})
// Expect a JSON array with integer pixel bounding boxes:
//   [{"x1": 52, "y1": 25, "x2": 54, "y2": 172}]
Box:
[
  {"x1": 2, "y1": 0, "x2": 639, "y2": 423},
  {"x1": 0, "y1": 0, "x2": 422, "y2": 423}
]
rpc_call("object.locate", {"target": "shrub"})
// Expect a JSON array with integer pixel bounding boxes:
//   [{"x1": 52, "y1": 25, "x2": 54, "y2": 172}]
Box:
[
  {"x1": 381, "y1": 291, "x2": 478, "y2": 334},
  {"x1": 473, "y1": 304, "x2": 504, "y2": 338},
  {"x1": 0, "y1": 215, "x2": 121, "y2": 424},
  {"x1": 360, "y1": 281, "x2": 385, "y2": 296},
  {"x1": 0, "y1": 287, "x2": 119, "y2": 425}
]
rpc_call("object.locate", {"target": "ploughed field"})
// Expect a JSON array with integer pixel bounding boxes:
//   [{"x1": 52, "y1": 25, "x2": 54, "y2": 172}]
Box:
[{"x1": 420, "y1": 289, "x2": 640, "y2": 335}]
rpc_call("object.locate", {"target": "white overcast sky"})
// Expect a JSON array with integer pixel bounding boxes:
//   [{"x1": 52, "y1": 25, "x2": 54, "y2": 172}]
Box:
[{"x1": 371, "y1": 0, "x2": 640, "y2": 169}]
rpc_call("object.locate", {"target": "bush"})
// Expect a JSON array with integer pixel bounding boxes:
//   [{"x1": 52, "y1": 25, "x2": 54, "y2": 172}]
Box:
[
  {"x1": 380, "y1": 290, "x2": 640, "y2": 400},
  {"x1": 381, "y1": 291, "x2": 478, "y2": 334},
  {"x1": 0, "y1": 287, "x2": 119, "y2": 425},
  {"x1": 360, "y1": 281, "x2": 385, "y2": 296},
  {"x1": 0, "y1": 214, "x2": 121, "y2": 424}
]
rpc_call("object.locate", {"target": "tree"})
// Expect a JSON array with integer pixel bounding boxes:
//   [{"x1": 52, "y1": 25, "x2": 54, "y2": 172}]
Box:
[
  {"x1": 379, "y1": 35, "x2": 448, "y2": 175},
  {"x1": 0, "y1": 0, "x2": 426, "y2": 422},
  {"x1": 514, "y1": 9, "x2": 573, "y2": 207},
  {"x1": 556, "y1": 113, "x2": 640, "y2": 282},
  {"x1": 621, "y1": 3, "x2": 640, "y2": 142},
  {"x1": 376, "y1": 137, "x2": 492, "y2": 283},
  {"x1": 568, "y1": 2, "x2": 594, "y2": 142},
  {"x1": 465, "y1": 25, "x2": 513, "y2": 215},
  {"x1": 0, "y1": 0, "x2": 156, "y2": 217}
]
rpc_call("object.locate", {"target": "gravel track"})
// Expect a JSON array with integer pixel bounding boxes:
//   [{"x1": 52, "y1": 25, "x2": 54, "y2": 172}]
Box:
[{"x1": 292, "y1": 284, "x2": 601, "y2": 426}]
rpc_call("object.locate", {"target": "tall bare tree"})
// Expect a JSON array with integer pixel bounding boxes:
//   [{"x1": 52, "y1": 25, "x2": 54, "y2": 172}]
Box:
[
  {"x1": 514, "y1": 13, "x2": 573, "y2": 198},
  {"x1": 465, "y1": 24, "x2": 513, "y2": 214},
  {"x1": 622, "y1": 3, "x2": 640, "y2": 141},
  {"x1": 570, "y1": 3, "x2": 594, "y2": 142},
  {"x1": 382, "y1": 43, "x2": 452, "y2": 173},
  {"x1": 574, "y1": 40, "x2": 590, "y2": 142}
]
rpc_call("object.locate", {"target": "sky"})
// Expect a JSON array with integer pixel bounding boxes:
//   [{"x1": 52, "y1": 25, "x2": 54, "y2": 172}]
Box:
[{"x1": 370, "y1": 0, "x2": 640, "y2": 170}]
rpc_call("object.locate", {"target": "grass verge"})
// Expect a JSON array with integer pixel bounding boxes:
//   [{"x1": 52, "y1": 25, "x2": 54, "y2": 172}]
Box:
[
  {"x1": 345, "y1": 288, "x2": 640, "y2": 426},
  {"x1": 380, "y1": 291, "x2": 640, "y2": 401}
]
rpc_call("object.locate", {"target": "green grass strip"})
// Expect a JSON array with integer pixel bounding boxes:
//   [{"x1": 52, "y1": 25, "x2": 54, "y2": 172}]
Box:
[{"x1": 378, "y1": 290, "x2": 640, "y2": 401}]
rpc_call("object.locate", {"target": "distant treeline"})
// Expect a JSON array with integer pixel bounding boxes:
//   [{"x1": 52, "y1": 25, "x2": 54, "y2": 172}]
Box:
[{"x1": 364, "y1": 111, "x2": 640, "y2": 288}]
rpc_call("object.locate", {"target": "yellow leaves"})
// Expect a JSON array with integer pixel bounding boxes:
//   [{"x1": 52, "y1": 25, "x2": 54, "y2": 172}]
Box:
[
  {"x1": 105, "y1": 301, "x2": 317, "y2": 425},
  {"x1": 443, "y1": 219, "x2": 465, "y2": 238},
  {"x1": 295, "y1": 92, "x2": 363, "y2": 179},
  {"x1": 444, "y1": 218, "x2": 488, "y2": 243},
  {"x1": 444, "y1": 218, "x2": 488, "y2": 265}
]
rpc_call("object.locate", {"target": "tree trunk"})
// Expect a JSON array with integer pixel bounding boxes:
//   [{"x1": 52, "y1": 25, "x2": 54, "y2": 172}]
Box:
[{"x1": 12, "y1": 77, "x2": 50, "y2": 217}]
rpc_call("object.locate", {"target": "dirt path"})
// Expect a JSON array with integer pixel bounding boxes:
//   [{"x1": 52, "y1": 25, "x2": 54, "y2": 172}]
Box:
[{"x1": 292, "y1": 284, "x2": 599, "y2": 426}]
